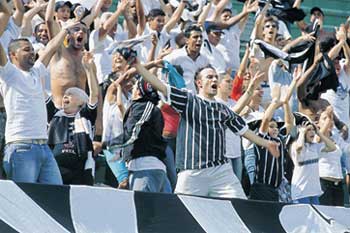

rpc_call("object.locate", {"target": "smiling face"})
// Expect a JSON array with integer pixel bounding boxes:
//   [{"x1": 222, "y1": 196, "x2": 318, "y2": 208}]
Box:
[
  {"x1": 196, "y1": 67, "x2": 219, "y2": 99},
  {"x1": 10, "y1": 40, "x2": 36, "y2": 71},
  {"x1": 112, "y1": 52, "x2": 127, "y2": 72},
  {"x1": 34, "y1": 23, "x2": 49, "y2": 45},
  {"x1": 62, "y1": 88, "x2": 86, "y2": 114},
  {"x1": 67, "y1": 23, "x2": 88, "y2": 50}
]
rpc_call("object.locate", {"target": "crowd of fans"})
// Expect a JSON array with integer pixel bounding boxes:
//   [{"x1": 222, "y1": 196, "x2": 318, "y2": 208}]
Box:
[{"x1": 0, "y1": 0, "x2": 349, "y2": 207}]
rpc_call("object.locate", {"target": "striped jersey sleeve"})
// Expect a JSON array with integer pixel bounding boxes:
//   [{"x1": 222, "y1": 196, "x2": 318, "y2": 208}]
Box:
[
  {"x1": 224, "y1": 106, "x2": 248, "y2": 136},
  {"x1": 167, "y1": 85, "x2": 189, "y2": 114}
]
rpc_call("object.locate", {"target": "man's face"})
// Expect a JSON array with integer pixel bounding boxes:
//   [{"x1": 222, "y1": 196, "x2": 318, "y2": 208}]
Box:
[
  {"x1": 187, "y1": 31, "x2": 203, "y2": 54},
  {"x1": 263, "y1": 21, "x2": 278, "y2": 41},
  {"x1": 310, "y1": 10, "x2": 324, "y2": 23},
  {"x1": 149, "y1": 16, "x2": 165, "y2": 32},
  {"x1": 196, "y1": 68, "x2": 219, "y2": 97},
  {"x1": 35, "y1": 24, "x2": 49, "y2": 45},
  {"x1": 218, "y1": 76, "x2": 232, "y2": 96},
  {"x1": 208, "y1": 30, "x2": 222, "y2": 46},
  {"x1": 13, "y1": 41, "x2": 35, "y2": 71},
  {"x1": 102, "y1": 0, "x2": 112, "y2": 11},
  {"x1": 112, "y1": 52, "x2": 127, "y2": 72},
  {"x1": 56, "y1": 5, "x2": 71, "y2": 22},
  {"x1": 221, "y1": 11, "x2": 232, "y2": 22},
  {"x1": 68, "y1": 23, "x2": 88, "y2": 50}
]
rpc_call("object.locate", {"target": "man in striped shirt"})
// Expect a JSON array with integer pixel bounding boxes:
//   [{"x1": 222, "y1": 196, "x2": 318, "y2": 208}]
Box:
[{"x1": 132, "y1": 59, "x2": 280, "y2": 199}]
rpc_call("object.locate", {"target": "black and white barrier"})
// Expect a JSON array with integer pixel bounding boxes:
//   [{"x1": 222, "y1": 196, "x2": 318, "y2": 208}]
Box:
[{"x1": 0, "y1": 180, "x2": 349, "y2": 233}]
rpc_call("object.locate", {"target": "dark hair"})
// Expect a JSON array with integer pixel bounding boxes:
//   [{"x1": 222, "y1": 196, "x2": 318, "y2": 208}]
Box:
[
  {"x1": 184, "y1": 25, "x2": 202, "y2": 38},
  {"x1": 8, "y1": 38, "x2": 31, "y2": 58},
  {"x1": 264, "y1": 16, "x2": 279, "y2": 30},
  {"x1": 147, "y1": 8, "x2": 165, "y2": 20},
  {"x1": 175, "y1": 32, "x2": 186, "y2": 48},
  {"x1": 194, "y1": 65, "x2": 215, "y2": 92},
  {"x1": 222, "y1": 8, "x2": 232, "y2": 14},
  {"x1": 34, "y1": 22, "x2": 46, "y2": 34}
]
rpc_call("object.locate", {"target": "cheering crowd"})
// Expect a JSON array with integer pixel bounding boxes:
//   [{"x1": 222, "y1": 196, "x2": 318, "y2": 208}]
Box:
[{"x1": 0, "y1": 0, "x2": 349, "y2": 207}]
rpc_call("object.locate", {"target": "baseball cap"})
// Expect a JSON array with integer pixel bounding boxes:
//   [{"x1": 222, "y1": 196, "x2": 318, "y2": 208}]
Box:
[
  {"x1": 55, "y1": 1, "x2": 73, "y2": 12},
  {"x1": 310, "y1": 6, "x2": 324, "y2": 16}
]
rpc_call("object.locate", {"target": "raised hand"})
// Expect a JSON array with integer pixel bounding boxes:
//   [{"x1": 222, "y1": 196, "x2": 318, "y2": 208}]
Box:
[
  {"x1": 82, "y1": 51, "x2": 96, "y2": 71},
  {"x1": 267, "y1": 141, "x2": 280, "y2": 158}
]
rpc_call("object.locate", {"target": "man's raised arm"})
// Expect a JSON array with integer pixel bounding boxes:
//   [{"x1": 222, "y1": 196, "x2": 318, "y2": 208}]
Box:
[
  {"x1": 39, "y1": 22, "x2": 80, "y2": 67},
  {"x1": 133, "y1": 58, "x2": 168, "y2": 96}
]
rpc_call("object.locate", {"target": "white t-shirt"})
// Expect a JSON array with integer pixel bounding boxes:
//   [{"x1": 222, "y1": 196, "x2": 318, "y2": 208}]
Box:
[
  {"x1": 215, "y1": 97, "x2": 241, "y2": 158},
  {"x1": 0, "y1": 17, "x2": 21, "y2": 55},
  {"x1": 139, "y1": 25, "x2": 171, "y2": 63},
  {"x1": 291, "y1": 143, "x2": 324, "y2": 200},
  {"x1": 102, "y1": 93, "x2": 131, "y2": 143},
  {"x1": 141, "y1": 0, "x2": 161, "y2": 16},
  {"x1": 0, "y1": 61, "x2": 48, "y2": 143},
  {"x1": 217, "y1": 24, "x2": 241, "y2": 72},
  {"x1": 319, "y1": 144, "x2": 343, "y2": 180},
  {"x1": 321, "y1": 59, "x2": 350, "y2": 126},
  {"x1": 89, "y1": 29, "x2": 114, "y2": 84},
  {"x1": 164, "y1": 46, "x2": 209, "y2": 93},
  {"x1": 201, "y1": 38, "x2": 227, "y2": 74}
]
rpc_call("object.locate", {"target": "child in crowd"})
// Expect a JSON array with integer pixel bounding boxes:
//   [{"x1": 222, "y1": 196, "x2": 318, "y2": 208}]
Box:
[
  {"x1": 290, "y1": 111, "x2": 337, "y2": 204},
  {"x1": 46, "y1": 52, "x2": 99, "y2": 185}
]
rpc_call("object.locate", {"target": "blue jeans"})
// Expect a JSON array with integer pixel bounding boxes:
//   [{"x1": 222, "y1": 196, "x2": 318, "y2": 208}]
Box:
[
  {"x1": 3, "y1": 143, "x2": 62, "y2": 184},
  {"x1": 231, "y1": 157, "x2": 243, "y2": 181},
  {"x1": 129, "y1": 169, "x2": 171, "y2": 193},
  {"x1": 244, "y1": 147, "x2": 256, "y2": 184},
  {"x1": 163, "y1": 146, "x2": 177, "y2": 192},
  {"x1": 294, "y1": 196, "x2": 320, "y2": 205}
]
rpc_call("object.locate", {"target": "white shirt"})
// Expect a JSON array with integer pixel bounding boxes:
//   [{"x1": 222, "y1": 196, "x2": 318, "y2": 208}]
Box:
[
  {"x1": 89, "y1": 29, "x2": 114, "y2": 84},
  {"x1": 217, "y1": 24, "x2": 241, "y2": 71},
  {"x1": 0, "y1": 17, "x2": 21, "y2": 55},
  {"x1": 201, "y1": 37, "x2": 227, "y2": 74},
  {"x1": 141, "y1": 0, "x2": 161, "y2": 15},
  {"x1": 102, "y1": 93, "x2": 131, "y2": 143},
  {"x1": 321, "y1": 59, "x2": 350, "y2": 126},
  {"x1": 139, "y1": 25, "x2": 171, "y2": 63},
  {"x1": 291, "y1": 143, "x2": 324, "y2": 200},
  {"x1": 215, "y1": 97, "x2": 241, "y2": 158},
  {"x1": 0, "y1": 61, "x2": 48, "y2": 143},
  {"x1": 164, "y1": 46, "x2": 209, "y2": 93}
]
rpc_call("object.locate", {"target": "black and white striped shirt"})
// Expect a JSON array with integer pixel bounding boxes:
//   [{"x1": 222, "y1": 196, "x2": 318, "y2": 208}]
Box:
[
  {"x1": 168, "y1": 86, "x2": 248, "y2": 170},
  {"x1": 254, "y1": 132, "x2": 289, "y2": 188}
]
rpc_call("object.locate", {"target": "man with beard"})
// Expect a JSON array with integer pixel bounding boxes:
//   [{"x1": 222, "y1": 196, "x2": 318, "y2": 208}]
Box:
[{"x1": 0, "y1": 22, "x2": 79, "y2": 184}]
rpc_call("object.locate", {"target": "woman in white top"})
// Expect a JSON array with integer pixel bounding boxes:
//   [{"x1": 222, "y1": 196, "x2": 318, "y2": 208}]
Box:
[
  {"x1": 290, "y1": 108, "x2": 337, "y2": 204},
  {"x1": 318, "y1": 107, "x2": 350, "y2": 206}
]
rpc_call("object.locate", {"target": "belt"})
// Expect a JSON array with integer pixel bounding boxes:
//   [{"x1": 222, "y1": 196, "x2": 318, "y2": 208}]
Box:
[
  {"x1": 9, "y1": 139, "x2": 48, "y2": 145},
  {"x1": 321, "y1": 178, "x2": 343, "y2": 186}
]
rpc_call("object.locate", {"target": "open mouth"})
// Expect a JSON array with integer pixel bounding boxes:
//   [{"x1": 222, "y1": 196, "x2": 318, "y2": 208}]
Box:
[{"x1": 211, "y1": 83, "x2": 217, "y2": 89}]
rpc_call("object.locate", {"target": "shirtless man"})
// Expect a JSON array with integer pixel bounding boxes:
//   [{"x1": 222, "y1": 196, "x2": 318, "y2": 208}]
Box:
[{"x1": 45, "y1": 0, "x2": 89, "y2": 106}]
